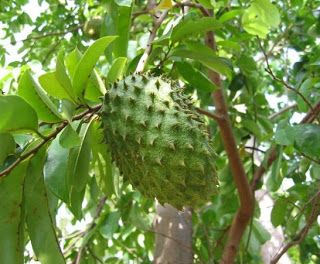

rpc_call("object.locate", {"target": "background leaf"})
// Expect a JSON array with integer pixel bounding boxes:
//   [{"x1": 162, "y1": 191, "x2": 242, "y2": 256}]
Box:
[{"x1": 25, "y1": 147, "x2": 65, "y2": 264}]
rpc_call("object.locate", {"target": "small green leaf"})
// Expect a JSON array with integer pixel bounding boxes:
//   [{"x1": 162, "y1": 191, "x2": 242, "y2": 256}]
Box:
[
  {"x1": 39, "y1": 72, "x2": 74, "y2": 101},
  {"x1": 59, "y1": 124, "x2": 81, "y2": 149},
  {"x1": 0, "y1": 133, "x2": 15, "y2": 165},
  {"x1": 0, "y1": 95, "x2": 38, "y2": 133},
  {"x1": 242, "y1": 119, "x2": 262, "y2": 139},
  {"x1": 172, "y1": 47, "x2": 232, "y2": 79},
  {"x1": 171, "y1": 17, "x2": 222, "y2": 42},
  {"x1": 84, "y1": 69, "x2": 106, "y2": 102},
  {"x1": 175, "y1": 61, "x2": 216, "y2": 92},
  {"x1": 99, "y1": 211, "x2": 121, "y2": 239},
  {"x1": 242, "y1": 0, "x2": 280, "y2": 38},
  {"x1": 0, "y1": 161, "x2": 28, "y2": 264},
  {"x1": 18, "y1": 70, "x2": 62, "y2": 123},
  {"x1": 271, "y1": 198, "x2": 287, "y2": 227},
  {"x1": 25, "y1": 148, "x2": 65, "y2": 264},
  {"x1": 218, "y1": 9, "x2": 243, "y2": 23},
  {"x1": 90, "y1": 120, "x2": 114, "y2": 197},
  {"x1": 73, "y1": 36, "x2": 117, "y2": 98},
  {"x1": 107, "y1": 57, "x2": 127, "y2": 83}
]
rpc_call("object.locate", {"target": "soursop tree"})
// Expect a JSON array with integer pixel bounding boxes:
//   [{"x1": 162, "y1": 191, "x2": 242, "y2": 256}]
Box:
[{"x1": 0, "y1": 0, "x2": 320, "y2": 263}]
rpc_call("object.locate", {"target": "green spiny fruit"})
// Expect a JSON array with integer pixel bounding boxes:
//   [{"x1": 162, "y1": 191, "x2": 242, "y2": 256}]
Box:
[{"x1": 102, "y1": 74, "x2": 218, "y2": 209}]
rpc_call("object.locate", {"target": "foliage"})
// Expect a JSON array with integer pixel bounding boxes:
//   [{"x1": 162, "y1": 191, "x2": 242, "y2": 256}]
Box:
[{"x1": 0, "y1": 0, "x2": 320, "y2": 263}]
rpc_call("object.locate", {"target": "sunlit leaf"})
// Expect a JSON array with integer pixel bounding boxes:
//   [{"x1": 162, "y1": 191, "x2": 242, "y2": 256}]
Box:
[
  {"x1": 18, "y1": 70, "x2": 62, "y2": 123},
  {"x1": 0, "y1": 95, "x2": 38, "y2": 133},
  {"x1": 73, "y1": 36, "x2": 117, "y2": 98}
]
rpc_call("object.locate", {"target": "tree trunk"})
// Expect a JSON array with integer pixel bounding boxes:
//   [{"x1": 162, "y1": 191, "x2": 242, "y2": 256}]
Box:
[{"x1": 153, "y1": 203, "x2": 193, "y2": 264}]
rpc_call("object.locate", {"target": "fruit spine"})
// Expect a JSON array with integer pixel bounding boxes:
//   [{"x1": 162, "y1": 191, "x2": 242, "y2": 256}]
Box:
[{"x1": 102, "y1": 74, "x2": 218, "y2": 209}]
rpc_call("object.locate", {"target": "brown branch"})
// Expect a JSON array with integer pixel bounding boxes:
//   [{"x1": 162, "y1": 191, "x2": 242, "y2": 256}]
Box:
[
  {"x1": 270, "y1": 191, "x2": 320, "y2": 264},
  {"x1": 268, "y1": 104, "x2": 297, "y2": 120},
  {"x1": 196, "y1": 107, "x2": 223, "y2": 122},
  {"x1": 135, "y1": 10, "x2": 169, "y2": 73},
  {"x1": 301, "y1": 101, "x2": 320, "y2": 124},
  {"x1": 0, "y1": 104, "x2": 102, "y2": 178},
  {"x1": 173, "y1": 1, "x2": 210, "y2": 16},
  {"x1": 73, "y1": 196, "x2": 107, "y2": 264},
  {"x1": 203, "y1": 14, "x2": 254, "y2": 263}
]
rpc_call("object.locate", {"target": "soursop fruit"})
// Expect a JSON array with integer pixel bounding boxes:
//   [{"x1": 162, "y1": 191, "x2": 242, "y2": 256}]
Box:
[{"x1": 102, "y1": 74, "x2": 218, "y2": 209}]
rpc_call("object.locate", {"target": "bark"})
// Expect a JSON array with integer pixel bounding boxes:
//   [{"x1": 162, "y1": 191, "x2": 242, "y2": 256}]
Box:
[{"x1": 153, "y1": 203, "x2": 193, "y2": 264}]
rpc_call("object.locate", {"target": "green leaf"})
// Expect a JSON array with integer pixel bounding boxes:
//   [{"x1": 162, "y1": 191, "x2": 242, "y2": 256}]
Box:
[
  {"x1": 242, "y1": 0, "x2": 280, "y2": 38},
  {"x1": 73, "y1": 36, "x2": 117, "y2": 98},
  {"x1": 175, "y1": 61, "x2": 216, "y2": 92},
  {"x1": 39, "y1": 72, "x2": 74, "y2": 101},
  {"x1": 274, "y1": 124, "x2": 296, "y2": 146},
  {"x1": 218, "y1": 9, "x2": 243, "y2": 23},
  {"x1": 253, "y1": 219, "x2": 271, "y2": 243},
  {"x1": 84, "y1": 69, "x2": 106, "y2": 102},
  {"x1": 18, "y1": 70, "x2": 62, "y2": 123},
  {"x1": 103, "y1": 3, "x2": 132, "y2": 58},
  {"x1": 171, "y1": 17, "x2": 222, "y2": 42},
  {"x1": 172, "y1": 47, "x2": 232, "y2": 79},
  {"x1": 67, "y1": 148, "x2": 85, "y2": 219},
  {"x1": 0, "y1": 133, "x2": 15, "y2": 165},
  {"x1": 90, "y1": 120, "x2": 114, "y2": 197},
  {"x1": 25, "y1": 147, "x2": 65, "y2": 264},
  {"x1": 44, "y1": 135, "x2": 69, "y2": 203},
  {"x1": 65, "y1": 48, "x2": 82, "y2": 79},
  {"x1": 99, "y1": 211, "x2": 121, "y2": 239},
  {"x1": 242, "y1": 119, "x2": 262, "y2": 139},
  {"x1": 0, "y1": 161, "x2": 28, "y2": 264},
  {"x1": 236, "y1": 54, "x2": 257, "y2": 73},
  {"x1": 0, "y1": 95, "x2": 38, "y2": 133},
  {"x1": 271, "y1": 198, "x2": 287, "y2": 227},
  {"x1": 267, "y1": 146, "x2": 283, "y2": 192},
  {"x1": 69, "y1": 121, "x2": 92, "y2": 192},
  {"x1": 107, "y1": 57, "x2": 127, "y2": 83},
  {"x1": 294, "y1": 124, "x2": 320, "y2": 157},
  {"x1": 56, "y1": 50, "x2": 75, "y2": 101},
  {"x1": 59, "y1": 124, "x2": 81, "y2": 149}
]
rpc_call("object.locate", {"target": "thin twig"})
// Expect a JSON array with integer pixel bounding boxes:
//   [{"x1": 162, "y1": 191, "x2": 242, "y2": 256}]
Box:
[
  {"x1": 257, "y1": 37, "x2": 319, "y2": 123},
  {"x1": 268, "y1": 104, "x2": 297, "y2": 120},
  {"x1": 21, "y1": 25, "x2": 82, "y2": 43},
  {"x1": 0, "y1": 104, "x2": 102, "y2": 178},
  {"x1": 135, "y1": 10, "x2": 169, "y2": 73},
  {"x1": 196, "y1": 107, "x2": 223, "y2": 121},
  {"x1": 73, "y1": 196, "x2": 107, "y2": 264}
]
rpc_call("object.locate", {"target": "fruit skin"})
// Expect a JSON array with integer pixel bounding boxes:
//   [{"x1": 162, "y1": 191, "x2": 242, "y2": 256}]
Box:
[
  {"x1": 83, "y1": 17, "x2": 102, "y2": 39},
  {"x1": 102, "y1": 74, "x2": 218, "y2": 209}
]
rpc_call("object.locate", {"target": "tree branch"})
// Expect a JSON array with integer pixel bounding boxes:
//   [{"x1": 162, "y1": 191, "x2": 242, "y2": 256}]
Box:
[
  {"x1": 135, "y1": 10, "x2": 169, "y2": 73},
  {"x1": 0, "y1": 104, "x2": 102, "y2": 178},
  {"x1": 196, "y1": 107, "x2": 223, "y2": 122},
  {"x1": 204, "y1": 15, "x2": 254, "y2": 264},
  {"x1": 270, "y1": 190, "x2": 320, "y2": 264},
  {"x1": 20, "y1": 25, "x2": 82, "y2": 43}
]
